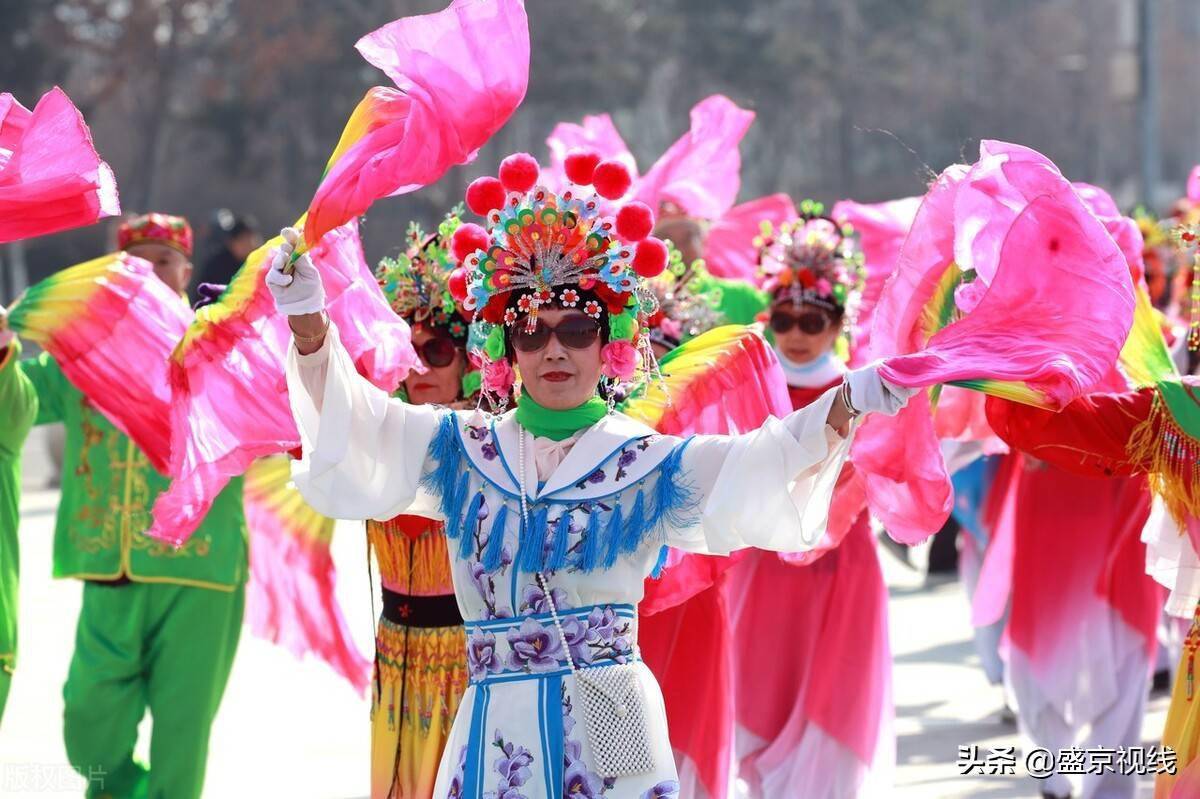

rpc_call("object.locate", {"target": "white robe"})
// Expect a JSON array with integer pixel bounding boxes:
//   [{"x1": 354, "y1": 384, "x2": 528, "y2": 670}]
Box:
[{"x1": 285, "y1": 324, "x2": 856, "y2": 799}]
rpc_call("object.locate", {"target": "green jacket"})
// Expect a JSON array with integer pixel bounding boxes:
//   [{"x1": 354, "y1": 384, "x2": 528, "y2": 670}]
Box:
[
  {"x1": 0, "y1": 340, "x2": 37, "y2": 670},
  {"x1": 13, "y1": 353, "x2": 247, "y2": 591}
]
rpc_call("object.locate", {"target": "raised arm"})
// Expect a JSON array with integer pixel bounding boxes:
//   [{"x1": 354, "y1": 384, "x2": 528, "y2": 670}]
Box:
[
  {"x1": 270, "y1": 230, "x2": 443, "y2": 522},
  {"x1": 668, "y1": 367, "x2": 912, "y2": 555}
]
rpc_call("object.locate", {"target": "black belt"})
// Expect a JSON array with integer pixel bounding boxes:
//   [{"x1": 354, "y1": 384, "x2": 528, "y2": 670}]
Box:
[{"x1": 381, "y1": 588, "x2": 462, "y2": 628}]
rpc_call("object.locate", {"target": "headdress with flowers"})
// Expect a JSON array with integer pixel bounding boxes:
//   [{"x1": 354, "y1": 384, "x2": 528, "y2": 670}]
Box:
[
  {"x1": 1168, "y1": 218, "x2": 1200, "y2": 351},
  {"x1": 446, "y1": 151, "x2": 671, "y2": 406},
  {"x1": 376, "y1": 206, "x2": 470, "y2": 341},
  {"x1": 644, "y1": 243, "x2": 726, "y2": 350},
  {"x1": 756, "y1": 199, "x2": 866, "y2": 324}
]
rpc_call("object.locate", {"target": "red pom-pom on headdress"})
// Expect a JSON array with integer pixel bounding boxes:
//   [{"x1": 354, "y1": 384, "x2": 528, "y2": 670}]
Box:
[
  {"x1": 466, "y1": 177, "x2": 506, "y2": 216},
  {"x1": 448, "y1": 267, "x2": 469, "y2": 302},
  {"x1": 498, "y1": 152, "x2": 540, "y2": 193},
  {"x1": 564, "y1": 149, "x2": 601, "y2": 186},
  {"x1": 631, "y1": 236, "x2": 669, "y2": 278},
  {"x1": 615, "y1": 202, "x2": 654, "y2": 243},
  {"x1": 592, "y1": 160, "x2": 633, "y2": 200},
  {"x1": 451, "y1": 223, "x2": 490, "y2": 264}
]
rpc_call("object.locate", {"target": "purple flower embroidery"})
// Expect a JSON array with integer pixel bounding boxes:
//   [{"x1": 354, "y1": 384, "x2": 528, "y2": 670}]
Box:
[
  {"x1": 470, "y1": 559, "x2": 513, "y2": 620},
  {"x1": 505, "y1": 618, "x2": 563, "y2": 671},
  {"x1": 563, "y1": 759, "x2": 605, "y2": 798},
  {"x1": 641, "y1": 782, "x2": 681, "y2": 799},
  {"x1": 584, "y1": 606, "x2": 620, "y2": 643},
  {"x1": 481, "y1": 441, "x2": 498, "y2": 460},
  {"x1": 618, "y1": 449, "x2": 637, "y2": 468},
  {"x1": 587, "y1": 469, "x2": 606, "y2": 484},
  {"x1": 519, "y1": 583, "x2": 568, "y2": 615},
  {"x1": 467, "y1": 424, "x2": 488, "y2": 440},
  {"x1": 446, "y1": 745, "x2": 467, "y2": 798},
  {"x1": 560, "y1": 616, "x2": 592, "y2": 666},
  {"x1": 493, "y1": 731, "x2": 534, "y2": 787},
  {"x1": 467, "y1": 630, "x2": 502, "y2": 680}
]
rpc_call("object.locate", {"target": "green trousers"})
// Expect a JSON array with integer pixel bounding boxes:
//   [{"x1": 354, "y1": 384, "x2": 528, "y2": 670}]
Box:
[{"x1": 63, "y1": 580, "x2": 245, "y2": 799}]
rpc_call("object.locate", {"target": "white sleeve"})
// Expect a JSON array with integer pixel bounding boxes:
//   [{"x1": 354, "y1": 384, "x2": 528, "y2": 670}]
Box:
[
  {"x1": 669, "y1": 384, "x2": 855, "y2": 555},
  {"x1": 285, "y1": 322, "x2": 445, "y2": 522}
]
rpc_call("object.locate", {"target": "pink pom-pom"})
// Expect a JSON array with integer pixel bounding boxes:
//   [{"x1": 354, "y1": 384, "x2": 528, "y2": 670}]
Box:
[
  {"x1": 631, "y1": 237, "x2": 669, "y2": 277},
  {"x1": 615, "y1": 202, "x2": 655, "y2": 243},
  {"x1": 498, "y1": 153, "x2": 540, "y2": 193},
  {"x1": 451, "y1": 223, "x2": 490, "y2": 264},
  {"x1": 592, "y1": 160, "x2": 633, "y2": 200},
  {"x1": 564, "y1": 149, "x2": 602, "y2": 185},
  {"x1": 466, "y1": 177, "x2": 506, "y2": 216},
  {"x1": 448, "y1": 267, "x2": 469, "y2": 302}
]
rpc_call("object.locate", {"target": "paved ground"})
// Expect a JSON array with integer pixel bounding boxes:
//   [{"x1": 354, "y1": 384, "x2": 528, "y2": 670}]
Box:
[{"x1": 0, "y1": 426, "x2": 1167, "y2": 797}]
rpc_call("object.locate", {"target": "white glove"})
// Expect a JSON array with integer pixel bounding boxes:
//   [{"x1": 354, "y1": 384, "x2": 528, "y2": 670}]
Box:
[
  {"x1": 845, "y1": 362, "x2": 919, "y2": 417},
  {"x1": 265, "y1": 227, "x2": 325, "y2": 316}
]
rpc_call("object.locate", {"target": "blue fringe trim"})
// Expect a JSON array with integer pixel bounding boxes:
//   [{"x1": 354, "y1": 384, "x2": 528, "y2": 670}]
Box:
[
  {"x1": 519, "y1": 506, "x2": 550, "y2": 572},
  {"x1": 578, "y1": 507, "x2": 603, "y2": 571},
  {"x1": 649, "y1": 545, "x2": 670, "y2": 579},
  {"x1": 458, "y1": 490, "x2": 484, "y2": 555},
  {"x1": 602, "y1": 503, "x2": 624, "y2": 569},
  {"x1": 547, "y1": 512, "x2": 571, "y2": 571},
  {"x1": 481, "y1": 503, "x2": 508, "y2": 570},
  {"x1": 423, "y1": 420, "x2": 701, "y2": 575},
  {"x1": 421, "y1": 412, "x2": 465, "y2": 537}
]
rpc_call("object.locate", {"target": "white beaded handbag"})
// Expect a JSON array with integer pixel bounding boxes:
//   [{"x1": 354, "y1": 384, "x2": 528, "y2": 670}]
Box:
[{"x1": 536, "y1": 572, "x2": 656, "y2": 778}]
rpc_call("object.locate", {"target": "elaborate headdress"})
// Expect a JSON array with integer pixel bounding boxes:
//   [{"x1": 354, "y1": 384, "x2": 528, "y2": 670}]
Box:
[
  {"x1": 756, "y1": 200, "x2": 865, "y2": 322},
  {"x1": 447, "y1": 151, "x2": 671, "y2": 404},
  {"x1": 644, "y1": 244, "x2": 725, "y2": 350},
  {"x1": 376, "y1": 207, "x2": 470, "y2": 341},
  {"x1": 1169, "y1": 219, "x2": 1199, "y2": 351},
  {"x1": 118, "y1": 212, "x2": 193, "y2": 257}
]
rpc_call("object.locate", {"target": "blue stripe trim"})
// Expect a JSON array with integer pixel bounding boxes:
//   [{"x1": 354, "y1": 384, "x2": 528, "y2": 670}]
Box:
[
  {"x1": 460, "y1": 422, "x2": 521, "y2": 501},
  {"x1": 462, "y1": 685, "x2": 490, "y2": 798},
  {"x1": 539, "y1": 435, "x2": 656, "y2": 500},
  {"x1": 538, "y1": 679, "x2": 553, "y2": 793},
  {"x1": 468, "y1": 654, "x2": 643, "y2": 687},
  {"x1": 489, "y1": 420, "x2": 529, "y2": 501},
  {"x1": 464, "y1": 604, "x2": 636, "y2": 633},
  {"x1": 547, "y1": 674, "x2": 565, "y2": 793}
]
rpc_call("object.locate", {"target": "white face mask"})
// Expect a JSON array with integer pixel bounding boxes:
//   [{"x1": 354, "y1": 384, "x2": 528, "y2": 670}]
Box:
[{"x1": 774, "y1": 348, "x2": 845, "y2": 388}]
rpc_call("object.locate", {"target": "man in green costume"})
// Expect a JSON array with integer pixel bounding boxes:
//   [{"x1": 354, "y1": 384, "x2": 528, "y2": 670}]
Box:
[
  {"x1": 0, "y1": 325, "x2": 37, "y2": 725},
  {"x1": 1, "y1": 213, "x2": 248, "y2": 799}
]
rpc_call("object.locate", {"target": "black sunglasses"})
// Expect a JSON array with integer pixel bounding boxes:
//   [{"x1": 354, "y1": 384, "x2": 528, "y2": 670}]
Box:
[
  {"x1": 769, "y1": 309, "x2": 833, "y2": 336},
  {"x1": 417, "y1": 336, "x2": 459, "y2": 368},
  {"x1": 511, "y1": 317, "x2": 602, "y2": 353}
]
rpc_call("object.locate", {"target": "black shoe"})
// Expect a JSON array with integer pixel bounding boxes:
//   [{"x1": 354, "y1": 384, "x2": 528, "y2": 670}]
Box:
[{"x1": 1152, "y1": 668, "x2": 1171, "y2": 693}]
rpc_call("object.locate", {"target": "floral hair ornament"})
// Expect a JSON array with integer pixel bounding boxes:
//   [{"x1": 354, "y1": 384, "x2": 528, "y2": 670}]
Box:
[
  {"x1": 376, "y1": 206, "x2": 471, "y2": 341},
  {"x1": 1168, "y1": 219, "x2": 1200, "y2": 351},
  {"x1": 756, "y1": 199, "x2": 866, "y2": 327},
  {"x1": 447, "y1": 150, "x2": 672, "y2": 408},
  {"x1": 644, "y1": 242, "x2": 725, "y2": 351}
]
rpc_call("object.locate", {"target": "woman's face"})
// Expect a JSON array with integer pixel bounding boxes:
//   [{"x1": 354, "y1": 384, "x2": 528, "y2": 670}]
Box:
[
  {"x1": 512, "y1": 307, "x2": 603, "y2": 410},
  {"x1": 769, "y1": 300, "x2": 840, "y2": 364},
  {"x1": 404, "y1": 325, "x2": 465, "y2": 406}
]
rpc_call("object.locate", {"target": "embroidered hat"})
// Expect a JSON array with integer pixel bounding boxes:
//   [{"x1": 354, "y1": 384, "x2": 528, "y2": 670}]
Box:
[{"x1": 118, "y1": 213, "x2": 193, "y2": 257}]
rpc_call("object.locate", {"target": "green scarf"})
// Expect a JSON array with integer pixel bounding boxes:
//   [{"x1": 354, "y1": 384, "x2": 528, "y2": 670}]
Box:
[{"x1": 515, "y1": 389, "x2": 607, "y2": 441}]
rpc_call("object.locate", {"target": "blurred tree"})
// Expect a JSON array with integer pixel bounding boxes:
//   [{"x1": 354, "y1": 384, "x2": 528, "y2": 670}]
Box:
[{"x1": 0, "y1": 0, "x2": 1196, "y2": 289}]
